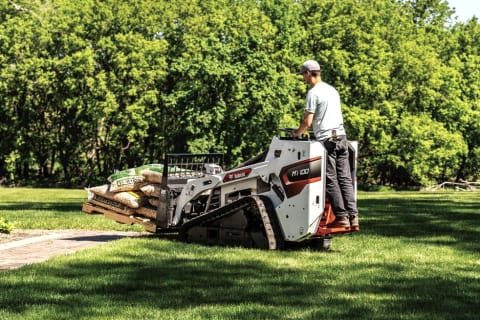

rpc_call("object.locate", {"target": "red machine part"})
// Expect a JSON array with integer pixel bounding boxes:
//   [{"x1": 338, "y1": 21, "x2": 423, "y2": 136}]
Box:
[{"x1": 315, "y1": 197, "x2": 359, "y2": 236}]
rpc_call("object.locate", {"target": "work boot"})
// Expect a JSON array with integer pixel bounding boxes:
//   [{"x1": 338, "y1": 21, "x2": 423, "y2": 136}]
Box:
[
  {"x1": 328, "y1": 216, "x2": 350, "y2": 228},
  {"x1": 349, "y1": 215, "x2": 359, "y2": 228}
]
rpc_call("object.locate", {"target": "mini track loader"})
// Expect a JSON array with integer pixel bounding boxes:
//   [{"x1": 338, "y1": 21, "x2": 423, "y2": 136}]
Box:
[{"x1": 150, "y1": 129, "x2": 359, "y2": 250}]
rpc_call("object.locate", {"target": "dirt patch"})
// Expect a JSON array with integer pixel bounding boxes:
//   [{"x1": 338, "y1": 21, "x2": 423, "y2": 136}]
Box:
[{"x1": 0, "y1": 229, "x2": 151, "y2": 271}]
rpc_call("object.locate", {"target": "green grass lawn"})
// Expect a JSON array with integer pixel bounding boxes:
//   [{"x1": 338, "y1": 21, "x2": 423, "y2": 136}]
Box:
[
  {"x1": 0, "y1": 188, "x2": 142, "y2": 231},
  {"x1": 0, "y1": 189, "x2": 479, "y2": 320}
]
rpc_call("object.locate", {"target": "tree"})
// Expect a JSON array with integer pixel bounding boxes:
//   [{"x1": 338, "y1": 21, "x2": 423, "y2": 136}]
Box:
[
  {"x1": 391, "y1": 114, "x2": 467, "y2": 185},
  {"x1": 0, "y1": 0, "x2": 478, "y2": 187},
  {"x1": 162, "y1": 0, "x2": 299, "y2": 166},
  {"x1": 445, "y1": 19, "x2": 480, "y2": 181}
]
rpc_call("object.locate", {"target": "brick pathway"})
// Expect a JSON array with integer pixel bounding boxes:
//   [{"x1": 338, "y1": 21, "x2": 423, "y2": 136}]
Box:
[{"x1": 0, "y1": 229, "x2": 149, "y2": 270}]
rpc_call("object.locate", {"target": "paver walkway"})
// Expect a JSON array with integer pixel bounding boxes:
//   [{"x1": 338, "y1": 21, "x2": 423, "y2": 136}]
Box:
[{"x1": 0, "y1": 229, "x2": 149, "y2": 270}]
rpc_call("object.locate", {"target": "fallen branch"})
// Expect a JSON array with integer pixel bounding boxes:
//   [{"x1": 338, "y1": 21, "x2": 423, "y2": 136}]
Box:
[
  {"x1": 8, "y1": 0, "x2": 41, "y2": 20},
  {"x1": 425, "y1": 181, "x2": 480, "y2": 191}
]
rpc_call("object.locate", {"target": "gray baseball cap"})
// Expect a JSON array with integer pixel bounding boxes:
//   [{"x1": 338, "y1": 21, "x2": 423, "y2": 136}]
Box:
[{"x1": 297, "y1": 60, "x2": 321, "y2": 74}]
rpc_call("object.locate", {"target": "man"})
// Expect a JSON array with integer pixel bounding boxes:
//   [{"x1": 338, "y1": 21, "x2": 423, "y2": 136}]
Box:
[{"x1": 292, "y1": 60, "x2": 358, "y2": 228}]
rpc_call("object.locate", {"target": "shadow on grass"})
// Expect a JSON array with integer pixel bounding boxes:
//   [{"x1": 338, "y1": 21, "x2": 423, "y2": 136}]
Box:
[
  {"x1": 0, "y1": 201, "x2": 81, "y2": 212},
  {"x1": 0, "y1": 241, "x2": 478, "y2": 320},
  {"x1": 358, "y1": 196, "x2": 480, "y2": 254}
]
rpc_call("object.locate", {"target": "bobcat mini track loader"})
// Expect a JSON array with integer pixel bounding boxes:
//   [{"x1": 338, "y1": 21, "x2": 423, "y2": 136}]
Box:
[{"x1": 150, "y1": 129, "x2": 359, "y2": 250}]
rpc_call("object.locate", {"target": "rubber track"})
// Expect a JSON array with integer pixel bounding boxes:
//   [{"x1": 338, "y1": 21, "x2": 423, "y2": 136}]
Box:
[
  {"x1": 179, "y1": 195, "x2": 284, "y2": 250},
  {"x1": 251, "y1": 195, "x2": 284, "y2": 250}
]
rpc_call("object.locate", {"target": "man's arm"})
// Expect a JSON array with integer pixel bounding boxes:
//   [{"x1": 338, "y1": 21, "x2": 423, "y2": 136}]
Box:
[{"x1": 293, "y1": 112, "x2": 314, "y2": 137}]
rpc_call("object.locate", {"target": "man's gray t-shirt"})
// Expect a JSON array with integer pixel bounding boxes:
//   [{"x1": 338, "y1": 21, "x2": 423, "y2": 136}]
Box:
[{"x1": 305, "y1": 81, "x2": 346, "y2": 141}]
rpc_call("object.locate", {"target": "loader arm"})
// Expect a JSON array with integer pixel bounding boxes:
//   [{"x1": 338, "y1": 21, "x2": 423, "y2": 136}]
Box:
[{"x1": 172, "y1": 175, "x2": 223, "y2": 226}]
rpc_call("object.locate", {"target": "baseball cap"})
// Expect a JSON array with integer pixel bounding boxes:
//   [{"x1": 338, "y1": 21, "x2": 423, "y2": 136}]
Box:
[{"x1": 297, "y1": 60, "x2": 321, "y2": 74}]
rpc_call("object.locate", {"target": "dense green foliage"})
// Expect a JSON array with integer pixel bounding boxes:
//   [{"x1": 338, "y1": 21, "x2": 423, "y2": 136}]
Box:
[{"x1": 0, "y1": 0, "x2": 478, "y2": 187}]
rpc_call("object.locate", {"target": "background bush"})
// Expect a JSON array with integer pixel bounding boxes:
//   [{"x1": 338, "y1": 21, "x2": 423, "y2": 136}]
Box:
[{"x1": 0, "y1": 217, "x2": 13, "y2": 234}]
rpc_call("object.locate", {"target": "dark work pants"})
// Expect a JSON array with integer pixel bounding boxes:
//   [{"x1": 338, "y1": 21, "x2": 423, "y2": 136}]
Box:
[{"x1": 323, "y1": 137, "x2": 358, "y2": 218}]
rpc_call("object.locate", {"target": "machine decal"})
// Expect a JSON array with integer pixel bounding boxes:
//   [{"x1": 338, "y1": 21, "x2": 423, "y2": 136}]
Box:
[
  {"x1": 223, "y1": 168, "x2": 252, "y2": 182},
  {"x1": 280, "y1": 157, "x2": 322, "y2": 198}
]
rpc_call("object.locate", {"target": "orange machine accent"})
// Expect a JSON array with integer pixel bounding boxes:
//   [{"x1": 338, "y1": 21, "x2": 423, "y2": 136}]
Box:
[{"x1": 316, "y1": 198, "x2": 359, "y2": 236}]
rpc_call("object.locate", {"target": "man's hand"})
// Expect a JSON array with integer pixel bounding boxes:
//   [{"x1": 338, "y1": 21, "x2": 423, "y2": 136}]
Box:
[{"x1": 292, "y1": 111, "x2": 313, "y2": 139}]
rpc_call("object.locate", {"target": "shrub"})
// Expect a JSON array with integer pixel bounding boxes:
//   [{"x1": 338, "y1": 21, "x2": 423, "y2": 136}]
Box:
[{"x1": 0, "y1": 217, "x2": 13, "y2": 234}]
